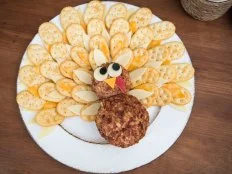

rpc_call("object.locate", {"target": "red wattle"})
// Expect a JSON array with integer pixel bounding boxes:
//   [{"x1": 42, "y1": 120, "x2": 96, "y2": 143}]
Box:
[{"x1": 116, "y1": 76, "x2": 126, "y2": 93}]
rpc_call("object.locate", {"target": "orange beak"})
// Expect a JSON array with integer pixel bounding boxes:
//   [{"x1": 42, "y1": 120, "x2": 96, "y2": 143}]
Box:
[{"x1": 104, "y1": 77, "x2": 116, "y2": 89}]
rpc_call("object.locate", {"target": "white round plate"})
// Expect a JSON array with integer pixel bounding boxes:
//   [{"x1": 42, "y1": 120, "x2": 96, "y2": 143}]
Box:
[{"x1": 17, "y1": 1, "x2": 195, "y2": 173}]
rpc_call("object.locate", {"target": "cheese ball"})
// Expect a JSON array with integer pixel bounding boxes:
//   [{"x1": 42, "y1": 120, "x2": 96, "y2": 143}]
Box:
[{"x1": 96, "y1": 94, "x2": 149, "y2": 148}]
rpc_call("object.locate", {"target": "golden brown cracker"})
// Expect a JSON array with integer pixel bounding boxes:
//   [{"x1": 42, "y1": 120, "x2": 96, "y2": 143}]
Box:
[{"x1": 35, "y1": 108, "x2": 64, "y2": 126}]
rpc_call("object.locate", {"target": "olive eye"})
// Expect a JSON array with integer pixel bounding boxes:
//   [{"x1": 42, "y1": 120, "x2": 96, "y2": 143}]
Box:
[
  {"x1": 94, "y1": 66, "x2": 108, "y2": 81},
  {"x1": 108, "y1": 63, "x2": 122, "y2": 77}
]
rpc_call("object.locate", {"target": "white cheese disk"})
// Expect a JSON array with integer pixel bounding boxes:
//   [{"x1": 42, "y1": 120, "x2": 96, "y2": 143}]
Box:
[
  {"x1": 156, "y1": 78, "x2": 168, "y2": 87},
  {"x1": 82, "y1": 103, "x2": 100, "y2": 115},
  {"x1": 47, "y1": 91, "x2": 64, "y2": 100},
  {"x1": 93, "y1": 48, "x2": 107, "y2": 66},
  {"x1": 83, "y1": 33, "x2": 90, "y2": 51},
  {"x1": 128, "y1": 89, "x2": 153, "y2": 100},
  {"x1": 75, "y1": 91, "x2": 99, "y2": 102},
  {"x1": 129, "y1": 68, "x2": 147, "y2": 82},
  {"x1": 67, "y1": 104, "x2": 84, "y2": 115},
  {"x1": 73, "y1": 69, "x2": 92, "y2": 84},
  {"x1": 114, "y1": 50, "x2": 132, "y2": 68},
  {"x1": 144, "y1": 60, "x2": 162, "y2": 68}
]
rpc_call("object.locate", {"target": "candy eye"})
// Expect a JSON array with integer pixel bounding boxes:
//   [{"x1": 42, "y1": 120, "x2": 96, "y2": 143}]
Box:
[
  {"x1": 108, "y1": 63, "x2": 122, "y2": 77},
  {"x1": 94, "y1": 66, "x2": 108, "y2": 81}
]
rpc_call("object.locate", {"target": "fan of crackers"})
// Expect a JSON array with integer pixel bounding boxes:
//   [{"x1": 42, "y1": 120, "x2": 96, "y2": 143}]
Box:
[{"x1": 16, "y1": 1, "x2": 195, "y2": 127}]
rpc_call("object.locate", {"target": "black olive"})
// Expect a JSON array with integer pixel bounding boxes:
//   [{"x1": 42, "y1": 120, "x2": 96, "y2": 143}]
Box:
[
  {"x1": 99, "y1": 67, "x2": 107, "y2": 75},
  {"x1": 112, "y1": 63, "x2": 120, "y2": 71}
]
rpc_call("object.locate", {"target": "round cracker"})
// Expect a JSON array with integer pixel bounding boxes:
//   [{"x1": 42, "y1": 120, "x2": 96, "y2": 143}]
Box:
[
  {"x1": 16, "y1": 90, "x2": 45, "y2": 110},
  {"x1": 87, "y1": 18, "x2": 106, "y2": 37},
  {"x1": 110, "y1": 32, "x2": 129, "y2": 57},
  {"x1": 105, "y1": 3, "x2": 127, "y2": 28},
  {"x1": 89, "y1": 34, "x2": 110, "y2": 58},
  {"x1": 19, "y1": 65, "x2": 47, "y2": 87},
  {"x1": 66, "y1": 24, "x2": 85, "y2": 47},
  {"x1": 50, "y1": 43, "x2": 71, "y2": 64},
  {"x1": 129, "y1": 8, "x2": 152, "y2": 31},
  {"x1": 130, "y1": 26, "x2": 153, "y2": 49},
  {"x1": 164, "y1": 41, "x2": 185, "y2": 60},
  {"x1": 59, "y1": 60, "x2": 79, "y2": 79},
  {"x1": 163, "y1": 83, "x2": 191, "y2": 105},
  {"x1": 57, "y1": 98, "x2": 82, "y2": 117},
  {"x1": 27, "y1": 44, "x2": 52, "y2": 65},
  {"x1": 84, "y1": 0, "x2": 105, "y2": 24},
  {"x1": 40, "y1": 60, "x2": 64, "y2": 82},
  {"x1": 171, "y1": 63, "x2": 195, "y2": 82},
  {"x1": 35, "y1": 108, "x2": 64, "y2": 127},
  {"x1": 159, "y1": 65, "x2": 176, "y2": 82},
  {"x1": 128, "y1": 48, "x2": 149, "y2": 71},
  {"x1": 70, "y1": 46, "x2": 91, "y2": 69},
  {"x1": 72, "y1": 85, "x2": 98, "y2": 104},
  {"x1": 38, "y1": 22, "x2": 63, "y2": 45},
  {"x1": 60, "y1": 6, "x2": 81, "y2": 30},
  {"x1": 56, "y1": 78, "x2": 77, "y2": 97},
  {"x1": 38, "y1": 82, "x2": 65, "y2": 102},
  {"x1": 148, "y1": 44, "x2": 169, "y2": 62},
  {"x1": 150, "y1": 21, "x2": 176, "y2": 41},
  {"x1": 109, "y1": 18, "x2": 130, "y2": 36}
]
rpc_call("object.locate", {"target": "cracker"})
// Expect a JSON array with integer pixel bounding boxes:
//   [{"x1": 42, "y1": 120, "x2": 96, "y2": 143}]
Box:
[
  {"x1": 35, "y1": 108, "x2": 64, "y2": 127},
  {"x1": 84, "y1": 0, "x2": 105, "y2": 24},
  {"x1": 130, "y1": 26, "x2": 153, "y2": 49},
  {"x1": 163, "y1": 83, "x2": 191, "y2": 105},
  {"x1": 171, "y1": 63, "x2": 195, "y2": 82},
  {"x1": 112, "y1": 48, "x2": 133, "y2": 69},
  {"x1": 164, "y1": 41, "x2": 185, "y2": 60},
  {"x1": 128, "y1": 48, "x2": 148, "y2": 71},
  {"x1": 27, "y1": 44, "x2": 52, "y2": 65},
  {"x1": 16, "y1": 90, "x2": 45, "y2": 110},
  {"x1": 40, "y1": 60, "x2": 64, "y2": 82},
  {"x1": 56, "y1": 78, "x2": 76, "y2": 97},
  {"x1": 59, "y1": 60, "x2": 79, "y2": 79},
  {"x1": 19, "y1": 65, "x2": 47, "y2": 87},
  {"x1": 87, "y1": 18, "x2": 106, "y2": 37},
  {"x1": 50, "y1": 43, "x2": 71, "y2": 64},
  {"x1": 129, "y1": 8, "x2": 152, "y2": 32},
  {"x1": 143, "y1": 87, "x2": 172, "y2": 107},
  {"x1": 158, "y1": 65, "x2": 176, "y2": 82},
  {"x1": 70, "y1": 46, "x2": 91, "y2": 69},
  {"x1": 149, "y1": 21, "x2": 176, "y2": 40},
  {"x1": 38, "y1": 82, "x2": 65, "y2": 102},
  {"x1": 57, "y1": 98, "x2": 82, "y2": 117},
  {"x1": 60, "y1": 6, "x2": 81, "y2": 30},
  {"x1": 105, "y1": 3, "x2": 127, "y2": 28},
  {"x1": 89, "y1": 34, "x2": 110, "y2": 58},
  {"x1": 38, "y1": 22, "x2": 63, "y2": 46},
  {"x1": 148, "y1": 44, "x2": 169, "y2": 62},
  {"x1": 130, "y1": 67, "x2": 159, "y2": 88},
  {"x1": 80, "y1": 102, "x2": 101, "y2": 122},
  {"x1": 72, "y1": 85, "x2": 99, "y2": 104},
  {"x1": 66, "y1": 24, "x2": 85, "y2": 47},
  {"x1": 110, "y1": 32, "x2": 129, "y2": 57},
  {"x1": 109, "y1": 18, "x2": 129, "y2": 36},
  {"x1": 73, "y1": 68, "x2": 93, "y2": 85}
]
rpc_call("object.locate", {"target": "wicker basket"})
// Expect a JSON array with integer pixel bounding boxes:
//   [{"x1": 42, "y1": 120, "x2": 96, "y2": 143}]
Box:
[{"x1": 181, "y1": 0, "x2": 232, "y2": 21}]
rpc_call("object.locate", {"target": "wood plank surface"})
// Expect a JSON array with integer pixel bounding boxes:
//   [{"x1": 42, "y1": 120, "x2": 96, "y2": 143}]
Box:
[{"x1": 0, "y1": 0, "x2": 231, "y2": 173}]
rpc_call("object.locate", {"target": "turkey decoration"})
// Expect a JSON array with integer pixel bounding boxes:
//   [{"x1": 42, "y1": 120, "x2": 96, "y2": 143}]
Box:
[{"x1": 16, "y1": 1, "x2": 194, "y2": 148}]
